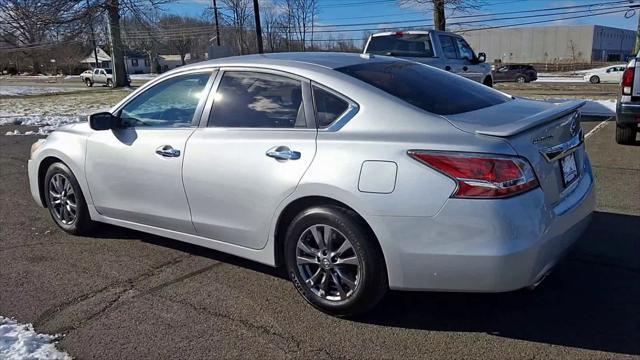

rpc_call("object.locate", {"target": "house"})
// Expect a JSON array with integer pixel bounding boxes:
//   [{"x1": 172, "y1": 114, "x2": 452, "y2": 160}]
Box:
[
  {"x1": 80, "y1": 47, "x2": 200, "y2": 73},
  {"x1": 80, "y1": 47, "x2": 112, "y2": 68}
]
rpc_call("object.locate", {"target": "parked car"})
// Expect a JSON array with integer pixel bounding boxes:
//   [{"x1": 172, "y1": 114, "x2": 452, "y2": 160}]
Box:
[
  {"x1": 615, "y1": 52, "x2": 640, "y2": 144},
  {"x1": 363, "y1": 30, "x2": 494, "y2": 86},
  {"x1": 493, "y1": 64, "x2": 538, "y2": 83},
  {"x1": 80, "y1": 68, "x2": 130, "y2": 87},
  {"x1": 28, "y1": 53, "x2": 594, "y2": 316},
  {"x1": 583, "y1": 65, "x2": 626, "y2": 84}
]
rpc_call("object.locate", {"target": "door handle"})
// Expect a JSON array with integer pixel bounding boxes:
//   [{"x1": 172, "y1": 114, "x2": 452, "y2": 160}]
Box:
[
  {"x1": 155, "y1": 145, "x2": 181, "y2": 158},
  {"x1": 266, "y1": 146, "x2": 301, "y2": 160},
  {"x1": 462, "y1": 66, "x2": 468, "y2": 71}
]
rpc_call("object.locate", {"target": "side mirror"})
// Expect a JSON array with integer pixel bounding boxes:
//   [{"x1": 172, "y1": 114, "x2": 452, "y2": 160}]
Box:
[
  {"x1": 477, "y1": 52, "x2": 487, "y2": 63},
  {"x1": 89, "y1": 112, "x2": 119, "y2": 131}
]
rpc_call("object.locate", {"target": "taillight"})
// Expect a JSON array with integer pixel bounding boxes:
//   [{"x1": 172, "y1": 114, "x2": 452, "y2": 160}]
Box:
[
  {"x1": 622, "y1": 67, "x2": 634, "y2": 95},
  {"x1": 408, "y1": 151, "x2": 539, "y2": 199}
]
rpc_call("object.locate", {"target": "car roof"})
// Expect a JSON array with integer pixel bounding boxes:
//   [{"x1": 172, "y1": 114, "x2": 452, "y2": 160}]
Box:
[{"x1": 176, "y1": 52, "x2": 400, "y2": 72}]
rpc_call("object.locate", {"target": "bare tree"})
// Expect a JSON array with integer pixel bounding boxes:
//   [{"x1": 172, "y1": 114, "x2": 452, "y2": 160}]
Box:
[
  {"x1": 398, "y1": 0, "x2": 485, "y2": 31},
  {"x1": 281, "y1": 0, "x2": 317, "y2": 51},
  {"x1": 220, "y1": 0, "x2": 253, "y2": 55},
  {"x1": 0, "y1": 0, "x2": 88, "y2": 73}
]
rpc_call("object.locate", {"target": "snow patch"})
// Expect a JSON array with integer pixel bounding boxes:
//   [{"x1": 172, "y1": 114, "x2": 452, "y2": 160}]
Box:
[
  {"x1": 0, "y1": 317, "x2": 71, "y2": 360},
  {"x1": 533, "y1": 77, "x2": 584, "y2": 83},
  {"x1": 1, "y1": 116, "x2": 85, "y2": 136},
  {"x1": 0, "y1": 86, "x2": 80, "y2": 97},
  {"x1": 130, "y1": 73, "x2": 158, "y2": 80}
]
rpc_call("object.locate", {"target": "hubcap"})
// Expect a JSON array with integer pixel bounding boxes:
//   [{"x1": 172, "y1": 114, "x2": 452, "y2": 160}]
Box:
[
  {"x1": 48, "y1": 174, "x2": 77, "y2": 225},
  {"x1": 296, "y1": 224, "x2": 360, "y2": 301}
]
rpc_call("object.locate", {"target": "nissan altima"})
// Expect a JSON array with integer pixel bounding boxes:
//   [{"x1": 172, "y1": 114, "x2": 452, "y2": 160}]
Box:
[{"x1": 28, "y1": 53, "x2": 595, "y2": 316}]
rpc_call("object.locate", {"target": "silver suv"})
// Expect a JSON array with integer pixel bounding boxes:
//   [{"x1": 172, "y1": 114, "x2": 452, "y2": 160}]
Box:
[{"x1": 364, "y1": 30, "x2": 493, "y2": 86}]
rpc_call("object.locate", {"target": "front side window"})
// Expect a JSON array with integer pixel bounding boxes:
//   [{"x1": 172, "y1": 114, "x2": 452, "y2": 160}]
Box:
[
  {"x1": 438, "y1": 35, "x2": 458, "y2": 59},
  {"x1": 313, "y1": 85, "x2": 349, "y2": 128},
  {"x1": 120, "y1": 72, "x2": 211, "y2": 127},
  {"x1": 336, "y1": 61, "x2": 510, "y2": 115},
  {"x1": 208, "y1": 71, "x2": 305, "y2": 128},
  {"x1": 454, "y1": 38, "x2": 475, "y2": 61}
]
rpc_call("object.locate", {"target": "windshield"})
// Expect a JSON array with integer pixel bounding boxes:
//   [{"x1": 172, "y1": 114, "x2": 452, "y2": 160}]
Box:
[
  {"x1": 366, "y1": 34, "x2": 435, "y2": 58},
  {"x1": 336, "y1": 61, "x2": 511, "y2": 115}
]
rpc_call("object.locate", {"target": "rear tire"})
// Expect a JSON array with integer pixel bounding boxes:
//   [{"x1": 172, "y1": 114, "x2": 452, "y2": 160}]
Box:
[
  {"x1": 590, "y1": 75, "x2": 600, "y2": 84},
  {"x1": 284, "y1": 205, "x2": 387, "y2": 317},
  {"x1": 516, "y1": 75, "x2": 527, "y2": 83},
  {"x1": 44, "y1": 162, "x2": 95, "y2": 235},
  {"x1": 85, "y1": 78, "x2": 93, "y2": 87},
  {"x1": 483, "y1": 77, "x2": 493, "y2": 88},
  {"x1": 616, "y1": 124, "x2": 637, "y2": 144},
  {"x1": 106, "y1": 79, "x2": 113, "y2": 87}
]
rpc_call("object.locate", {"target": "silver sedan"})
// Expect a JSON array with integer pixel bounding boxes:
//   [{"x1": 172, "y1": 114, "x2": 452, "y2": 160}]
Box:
[{"x1": 28, "y1": 53, "x2": 595, "y2": 316}]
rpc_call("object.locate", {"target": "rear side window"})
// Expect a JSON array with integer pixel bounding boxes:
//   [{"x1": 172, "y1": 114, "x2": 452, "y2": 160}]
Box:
[
  {"x1": 438, "y1": 35, "x2": 458, "y2": 59},
  {"x1": 336, "y1": 61, "x2": 510, "y2": 115},
  {"x1": 313, "y1": 85, "x2": 349, "y2": 127},
  {"x1": 208, "y1": 71, "x2": 305, "y2": 128},
  {"x1": 366, "y1": 34, "x2": 435, "y2": 57}
]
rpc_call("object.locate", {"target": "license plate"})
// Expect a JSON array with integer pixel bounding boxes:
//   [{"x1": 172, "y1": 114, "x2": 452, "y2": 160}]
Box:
[{"x1": 560, "y1": 153, "x2": 578, "y2": 186}]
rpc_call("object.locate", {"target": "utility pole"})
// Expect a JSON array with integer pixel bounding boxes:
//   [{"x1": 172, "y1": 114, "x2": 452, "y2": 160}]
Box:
[
  {"x1": 87, "y1": 0, "x2": 99, "y2": 67},
  {"x1": 253, "y1": 0, "x2": 264, "y2": 54},
  {"x1": 212, "y1": 0, "x2": 221, "y2": 46}
]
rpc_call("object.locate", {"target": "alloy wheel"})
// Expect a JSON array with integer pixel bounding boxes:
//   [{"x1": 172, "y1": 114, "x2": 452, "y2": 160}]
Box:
[
  {"x1": 48, "y1": 173, "x2": 77, "y2": 225},
  {"x1": 296, "y1": 224, "x2": 360, "y2": 301}
]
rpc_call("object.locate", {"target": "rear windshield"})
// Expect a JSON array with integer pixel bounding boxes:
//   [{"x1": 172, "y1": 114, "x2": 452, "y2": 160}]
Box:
[
  {"x1": 336, "y1": 61, "x2": 510, "y2": 115},
  {"x1": 366, "y1": 34, "x2": 435, "y2": 58},
  {"x1": 105, "y1": 69, "x2": 113, "y2": 74}
]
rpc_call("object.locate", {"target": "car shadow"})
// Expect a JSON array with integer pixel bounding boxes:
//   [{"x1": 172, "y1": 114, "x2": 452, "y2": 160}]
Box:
[{"x1": 90, "y1": 210, "x2": 640, "y2": 355}]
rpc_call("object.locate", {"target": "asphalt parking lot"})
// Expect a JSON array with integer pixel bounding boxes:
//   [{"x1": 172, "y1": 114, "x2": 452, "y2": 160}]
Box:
[{"x1": 0, "y1": 84, "x2": 639, "y2": 359}]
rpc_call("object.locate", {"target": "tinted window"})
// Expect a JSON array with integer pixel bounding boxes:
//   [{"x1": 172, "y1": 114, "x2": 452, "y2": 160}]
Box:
[
  {"x1": 336, "y1": 61, "x2": 510, "y2": 115},
  {"x1": 120, "y1": 72, "x2": 210, "y2": 127},
  {"x1": 366, "y1": 34, "x2": 435, "y2": 57},
  {"x1": 105, "y1": 69, "x2": 112, "y2": 74},
  {"x1": 209, "y1": 72, "x2": 305, "y2": 128},
  {"x1": 438, "y1": 35, "x2": 458, "y2": 59},
  {"x1": 313, "y1": 85, "x2": 349, "y2": 127}
]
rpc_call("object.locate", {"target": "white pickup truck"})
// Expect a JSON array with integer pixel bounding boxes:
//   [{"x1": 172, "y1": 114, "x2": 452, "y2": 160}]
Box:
[
  {"x1": 363, "y1": 30, "x2": 493, "y2": 87},
  {"x1": 80, "y1": 68, "x2": 114, "y2": 87}
]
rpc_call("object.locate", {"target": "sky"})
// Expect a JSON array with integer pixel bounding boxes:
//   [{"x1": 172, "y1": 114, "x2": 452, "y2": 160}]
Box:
[{"x1": 164, "y1": 0, "x2": 638, "y2": 42}]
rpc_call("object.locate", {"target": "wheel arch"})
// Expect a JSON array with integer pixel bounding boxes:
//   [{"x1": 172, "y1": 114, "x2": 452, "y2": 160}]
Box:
[
  {"x1": 37, "y1": 156, "x2": 66, "y2": 207},
  {"x1": 482, "y1": 74, "x2": 493, "y2": 87},
  {"x1": 272, "y1": 195, "x2": 386, "y2": 271}
]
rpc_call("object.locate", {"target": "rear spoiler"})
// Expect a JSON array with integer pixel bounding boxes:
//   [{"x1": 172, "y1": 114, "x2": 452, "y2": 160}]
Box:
[{"x1": 475, "y1": 100, "x2": 586, "y2": 137}]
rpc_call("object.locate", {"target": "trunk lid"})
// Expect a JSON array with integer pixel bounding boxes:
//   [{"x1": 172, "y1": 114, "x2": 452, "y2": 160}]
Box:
[{"x1": 445, "y1": 98, "x2": 586, "y2": 205}]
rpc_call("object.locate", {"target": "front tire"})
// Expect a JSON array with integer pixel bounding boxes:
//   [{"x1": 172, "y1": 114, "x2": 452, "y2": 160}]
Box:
[
  {"x1": 590, "y1": 75, "x2": 600, "y2": 84},
  {"x1": 284, "y1": 206, "x2": 387, "y2": 317},
  {"x1": 44, "y1": 162, "x2": 95, "y2": 235},
  {"x1": 616, "y1": 124, "x2": 637, "y2": 144}
]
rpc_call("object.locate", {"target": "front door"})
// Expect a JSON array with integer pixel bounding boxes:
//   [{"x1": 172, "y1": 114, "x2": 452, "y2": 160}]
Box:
[
  {"x1": 438, "y1": 34, "x2": 484, "y2": 82},
  {"x1": 183, "y1": 70, "x2": 317, "y2": 249},
  {"x1": 86, "y1": 71, "x2": 214, "y2": 233}
]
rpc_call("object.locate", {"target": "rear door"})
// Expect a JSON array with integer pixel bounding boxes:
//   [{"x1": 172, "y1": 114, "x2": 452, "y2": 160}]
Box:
[
  {"x1": 183, "y1": 69, "x2": 317, "y2": 249},
  {"x1": 452, "y1": 36, "x2": 485, "y2": 82}
]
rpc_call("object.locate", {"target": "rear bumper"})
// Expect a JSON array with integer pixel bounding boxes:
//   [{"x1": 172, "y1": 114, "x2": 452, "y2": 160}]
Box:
[
  {"x1": 370, "y1": 157, "x2": 595, "y2": 292},
  {"x1": 616, "y1": 101, "x2": 640, "y2": 125}
]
